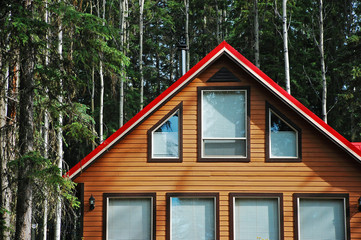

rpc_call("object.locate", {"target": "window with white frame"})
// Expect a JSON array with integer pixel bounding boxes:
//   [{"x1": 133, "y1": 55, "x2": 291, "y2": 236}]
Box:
[
  {"x1": 148, "y1": 103, "x2": 182, "y2": 162},
  {"x1": 200, "y1": 88, "x2": 248, "y2": 159},
  {"x1": 230, "y1": 194, "x2": 283, "y2": 240},
  {"x1": 267, "y1": 106, "x2": 301, "y2": 160},
  {"x1": 294, "y1": 194, "x2": 349, "y2": 240},
  {"x1": 167, "y1": 193, "x2": 218, "y2": 240},
  {"x1": 105, "y1": 194, "x2": 155, "y2": 240}
]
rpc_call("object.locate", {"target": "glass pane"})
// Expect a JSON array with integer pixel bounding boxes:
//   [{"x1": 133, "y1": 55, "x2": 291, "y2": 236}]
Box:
[
  {"x1": 234, "y1": 198, "x2": 279, "y2": 240},
  {"x1": 171, "y1": 198, "x2": 215, "y2": 240},
  {"x1": 299, "y1": 199, "x2": 345, "y2": 240},
  {"x1": 108, "y1": 198, "x2": 151, "y2": 240},
  {"x1": 203, "y1": 91, "x2": 246, "y2": 138},
  {"x1": 270, "y1": 112, "x2": 297, "y2": 157},
  {"x1": 153, "y1": 112, "x2": 179, "y2": 158},
  {"x1": 204, "y1": 139, "x2": 246, "y2": 157}
]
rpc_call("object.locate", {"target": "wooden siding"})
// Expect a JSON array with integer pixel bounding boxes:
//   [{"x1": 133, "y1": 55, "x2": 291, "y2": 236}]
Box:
[{"x1": 75, "y1": 56, "x2": 361, "y2": 239}]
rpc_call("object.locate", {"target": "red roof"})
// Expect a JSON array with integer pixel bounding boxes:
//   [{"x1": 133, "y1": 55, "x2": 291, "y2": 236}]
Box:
[
  {"x1": 66, "y1": 41, "x2": 361, "y2": 180},
  {"x1": 352, "y1": 142, "x2": 361, "y2": 151}
]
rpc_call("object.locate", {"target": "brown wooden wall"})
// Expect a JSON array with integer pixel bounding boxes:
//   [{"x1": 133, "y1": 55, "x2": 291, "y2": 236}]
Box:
[{"x1": 74, "y1": 56, "x2": 361, "y2": 239}]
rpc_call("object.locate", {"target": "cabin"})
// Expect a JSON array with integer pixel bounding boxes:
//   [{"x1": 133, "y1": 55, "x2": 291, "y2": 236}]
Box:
[{"x1": 67, "y1": 41, "x2": 361, "y2": 240}]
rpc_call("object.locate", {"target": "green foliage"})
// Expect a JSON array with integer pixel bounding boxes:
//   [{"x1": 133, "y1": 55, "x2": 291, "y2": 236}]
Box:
[{"x1": 9, "y1": 151, "x2": 80, "y2": 209}]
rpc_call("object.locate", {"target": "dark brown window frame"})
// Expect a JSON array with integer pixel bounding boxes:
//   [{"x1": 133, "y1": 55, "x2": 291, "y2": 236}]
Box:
[
  {"x1": 197, "y1": 86, "x2": 250, "y2": 162},
  {"x1": 229, "y1": 193, "x2": 284, "y2": 240},
  {"x1": 166, "y1": 192, "x2": 220, "y2": 240},
  {"x1": 147, "y1": 102, "x2": 183, "y2": 162},
  {"x1": 103, "y1": 193, "x2": 157, "y2": 240},
  {"x1": 293, "y1": 193, "x2": 350, "y2": 240},
  {"x1": 266, "y1": 102, "x2": 302, "y2": 162}
]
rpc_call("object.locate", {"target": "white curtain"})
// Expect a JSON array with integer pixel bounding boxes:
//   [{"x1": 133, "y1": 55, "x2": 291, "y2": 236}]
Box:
[
  {"x1": 202, "y1": 91, "x2": 245, "y2": 138},
  {"x1": 153, "y1": 113, "x2": 179, "y2": 158},
  {"x1": 171, "y1": 197, "x2": 215, "y2": 240},
  {"x1": 202, "y1": 90, "x2": 246, "y2": 156},
  {"x1": 108, "y1": 198, "x2": 152, "y2": 240},
  {"x1": 299, "y1": 199, "x2": 345, "y2": 240},
  {"x1": 153, "y1": 132, "x2": 178, "y2": 157},
  {"x1": 234, "y1": 198, "x2": 279, "y2": 240},
  {"x1": 271, "y1": 131, "x2": 296, "y2": 157}
]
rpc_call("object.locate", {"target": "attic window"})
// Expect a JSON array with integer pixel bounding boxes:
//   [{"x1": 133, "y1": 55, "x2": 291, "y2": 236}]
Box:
[
  {"x1": 148, "y1": 102, "x2": 182, "y2": 162},
  {"x1": 198, "y1": 87, "x2": 250, "y2": 162},
  {"x1": 266, "y1": 103, "x2": 301, "y2": 162}
]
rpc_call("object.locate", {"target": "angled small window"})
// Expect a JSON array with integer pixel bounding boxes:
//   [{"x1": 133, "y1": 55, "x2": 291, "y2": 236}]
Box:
[
  {"x1": 266, "y1": 103, "x2": 301, "y2": 162},
  {"x1": 148, "y1": 102, "x2": 182, "y2": 162}
]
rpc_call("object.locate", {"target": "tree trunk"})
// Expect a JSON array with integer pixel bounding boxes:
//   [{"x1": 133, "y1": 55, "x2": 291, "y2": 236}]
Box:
[
  {"x1": 282, "y1": 0, "x2": 291, "y2": 94},
  {"x1": 15, "y1": 1, "x2": 35, "y2": 237},
  {"x1": 119, "y1": 0, "x2": 128, "y2": 127},
  {"x1": 139, "y1": 0, "x2": 144, "y2": 110},
  {"x1": 254, "y1": 0, "x2": 260, "y2": 68},
  {"x1": 90, "y1": 1, "x2": 96, "y2": 149},
  {"x1": 42, "y1": 0, "x2": 50, "y2": 238},
  {"x1": 98, "y1": 0, "x2": 106, "y2": 143},
  {"x1": 99, "y1": 60, "x2": 104, "y2": 143},
  {"x1": 216, "y1": 3, "x2": 220, "y2": 43},
  {"x1": 54, "y1": 1, "x2": 64, "y2": 238},
  {"x1": 91, "y1": 65, "x2": 96, "y2": 149},
  {"x1": 319, "y1": 0, "x2": 327, "y2": 123},
  {"x1": 0, "y1": 63, "x2": 12, "y2": 240}
]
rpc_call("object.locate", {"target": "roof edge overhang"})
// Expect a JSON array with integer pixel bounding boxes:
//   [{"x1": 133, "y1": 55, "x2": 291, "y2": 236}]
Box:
[{"x1": 66, "y1": 41, "x2": 361, "y2": 180}]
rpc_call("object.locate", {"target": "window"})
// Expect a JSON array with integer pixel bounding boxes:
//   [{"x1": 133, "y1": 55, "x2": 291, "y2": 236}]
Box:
[
  {"x1": 230, "y1": 193, "x2": 283, "y2": 240},
  {"x1": 293, "y1": 193, "x2": 350, "y2": 240},
  {"x1": 266, "y1": 103, "x2": 301, "y2": 162},
  {"x1": 167, "y1": 193, "x2": 219, "y2": 240},
  {"x1": 103, "y1": 193, "x2": 156, "y2": 240},
  {"x1": 148, "y1": 102, "x2": 182, "y2": 162},
  {"x1": 198, "y1": 87, "x2": 249, "y2": 161}
]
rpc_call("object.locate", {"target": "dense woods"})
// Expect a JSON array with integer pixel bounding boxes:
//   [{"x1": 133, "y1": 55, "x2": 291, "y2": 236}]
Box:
[{"x1": 0, "y1": 0, "x2": 361, "y2": 239}]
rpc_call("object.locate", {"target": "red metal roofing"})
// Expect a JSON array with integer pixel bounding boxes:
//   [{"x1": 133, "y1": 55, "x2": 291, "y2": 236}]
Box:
[
  {"x1": 352, "y1": 142, "x2": 361, "y2": 151},
  {"x1": 66, "y1": 41, "x2": 361, "y2": 180}
]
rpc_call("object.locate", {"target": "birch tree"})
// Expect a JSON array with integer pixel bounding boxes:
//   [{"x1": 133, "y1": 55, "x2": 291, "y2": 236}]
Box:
[
  {"x1": 319, "y1": 0, "x2": 327, "y2": 123},
  {"x1": 54, "y1": 0, "x2": 64, "y2": 238},
  {"x1": 98, "y1": 0, "x2": 105, "y2": 143},
  {"x1": 42, "y1": 0, "x2": 50, "y2": 239},
  {"x1": 282, "y1": 0, "x2": 291, "y2": 94},
  {"x1": 119, "y1": 0, "x2": 128, "y2": 126},
  {"x1": 139, "y1": 0, "x2": 144, "y2": 110}
]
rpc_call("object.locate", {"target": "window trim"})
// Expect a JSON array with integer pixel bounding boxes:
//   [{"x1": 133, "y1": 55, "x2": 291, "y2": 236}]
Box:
[
  {"x1": 197, "y1": 86, "x2": 250, "y2": 162},
  {"x1": 103, "y1": 193, "x2": 157, "y2": 240},
  {"x1": 147, "y1": 102, "x2": 183, "y2": 162},
  {"x1": 266, "y1": 102, "x2": 302, "y2": 162},
  {"x1": 293, "y1": 193, "x2": 350, "y2": 240},
  {"x1": 166, "y1": 192, "x2": 220, "y2": 240},
  {"x1": 229, "y1": 193, "x2": 284, "y2": 240}
]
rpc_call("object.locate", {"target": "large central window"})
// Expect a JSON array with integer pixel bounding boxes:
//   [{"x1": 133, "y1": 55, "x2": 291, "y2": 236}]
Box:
[{"x1": 198, "y1": 87, "x2": 249, "y2": 161}]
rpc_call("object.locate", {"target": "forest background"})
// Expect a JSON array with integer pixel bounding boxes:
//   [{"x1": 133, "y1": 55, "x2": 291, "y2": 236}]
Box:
[{"x1": 0, "y1": 0, "x2": 361, "y2": 239}]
